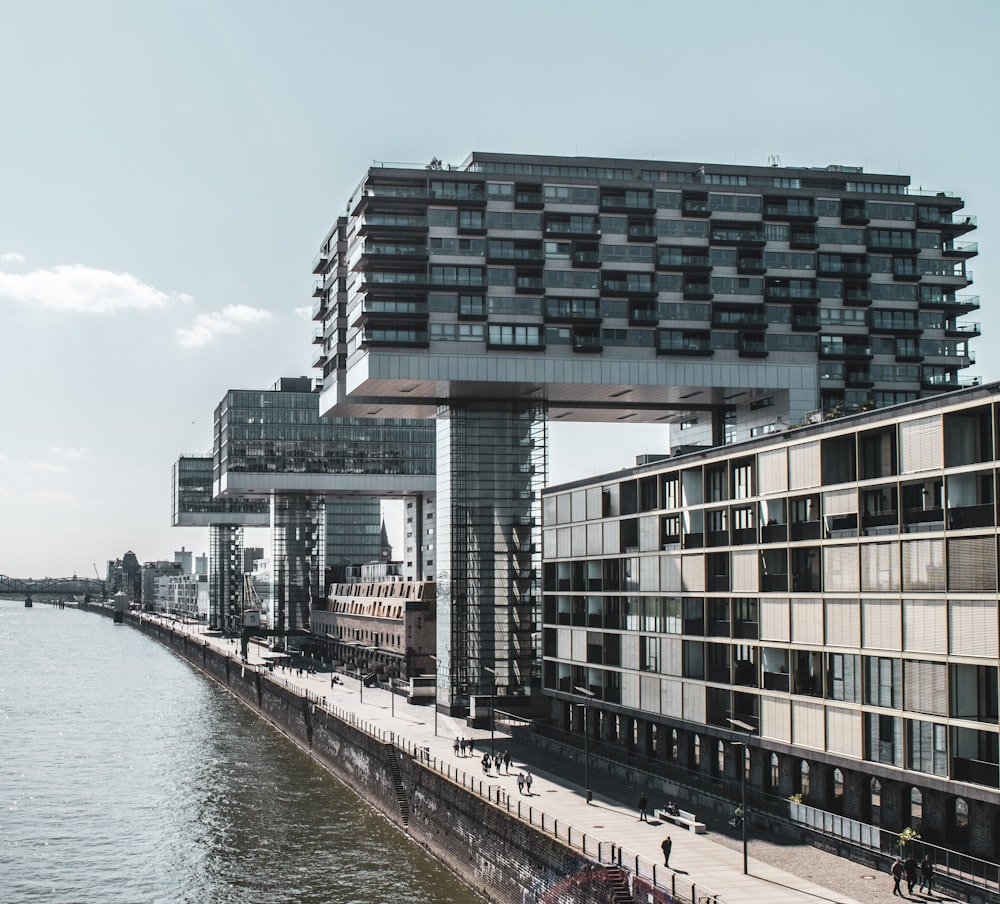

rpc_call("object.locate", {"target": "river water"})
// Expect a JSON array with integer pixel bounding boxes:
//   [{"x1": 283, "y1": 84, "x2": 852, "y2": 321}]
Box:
[{"x1": 0, "y1": 601, "x2": 481, "y2": 903}]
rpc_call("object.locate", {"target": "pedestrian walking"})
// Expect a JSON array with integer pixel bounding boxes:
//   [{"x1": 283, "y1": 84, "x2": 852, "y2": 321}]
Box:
[
  {"x1": 468, "y1": 737, "x2": 474, "y2": 756},
  {"x1": 454, "y1": 736, "x2": 460, "y2": 756},
  {"x1": 460, "y1": 737, "x2": 467, "y2": 756},
  {"x1": 638, "y1": 791, "x2": 649, "y2": 822},
  {"x1": 919, "y1": 856, "x2": 934, "y2": 895},
  {"x1": 502, "y1": 749, "x2": 511, "y2": 773},
  {"x1": 482, "y1": 753, "x2": 491, "y2": 774},
  {"x1": 890, "y1": 858, "x2": 904, "y2": 897},
  {"x1": 904, "y1": 854, "x2": 918, "y2": 894},
  {"x1": 517, "y1": 772, "x2": 525, "y2": 794},
  {"x1": 525, "y1": 771, "x2": 533, "y2": 794}
]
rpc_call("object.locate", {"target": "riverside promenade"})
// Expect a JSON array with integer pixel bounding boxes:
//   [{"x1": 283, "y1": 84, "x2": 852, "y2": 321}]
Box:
[{"x1": 145, "y1": 614, "x2": 957, "y2": 904}]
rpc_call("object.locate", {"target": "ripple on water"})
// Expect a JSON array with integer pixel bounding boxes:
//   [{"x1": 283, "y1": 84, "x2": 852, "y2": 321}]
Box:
[{"x1": 0, "y1": 603, "x2": 480, "y2": 904}]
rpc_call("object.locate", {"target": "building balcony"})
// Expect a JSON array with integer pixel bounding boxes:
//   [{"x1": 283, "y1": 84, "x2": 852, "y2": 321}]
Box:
[
  {"x1": 515, "y1": 275, "x2": 545, "y2": 294},
  {"x1": 951, "y1": 756, "x2": 999, "y2": 788},
  {"x1": 841, "y1": 205, "x2": 869, "y2": 225},
  {"x1": 821, "y1": 343, "x2": 873, "y2": 360},
  {"x1": 844, "y1": 285, "x2": 872, "y2": 306},
  {"x1": 544, "y1": 219, "x2": 601, "y2": 238},
  {"x1": 602, "y1": 194, "x2": 655, "y2": 212},
  {"x1": 312, "y1": 298, "x2": 327, "y2": 321},
  {"x1": 737, "y1": 256, "x2": 766, "y2": 274},
  {"x1": 681, "y1": 194, "x2": 710, "y2": 217},
  {"x1": 920, "y1": 293, "x2": 979, "y2": 313},
  {"x1": 710, "y1": 226, "x2": 766, "y2": 246},
  {"x1": 707, "y1": 529, "x2": 729, "y2": 547},
  {"x1": 948, "y1": 503, "x2": 995, "y2": 530},
  {"x1": 846, "y1": 370, "x2": 875, "y2": 388},
  {"x1": 739, "y1": 334, "x2": 768, "y2": 357},
  {"x1": 572, "y1": 332, "x2": 603, "y2": 353},
  {"x1": 817, "y1": 260, "x2": 871, "y2": 278},
  {"x1": 571, "y1": 249, "x2": 601, "y2": 268},
  {"x1": 763, "y1": 200, "x2": 817, "y2": 222},
  {"x1": 603, "y1": 277, "x2": 657, "y2": 296},
  {"x1": 312, "y1": 328, "x2": 324, "y2": 345},
  {"x1": 514, "y1": 189, "x2": 544, "y2": 209},
  {"x1": 312, "y1": 250, "x2": 330, "y2": 274},
  {"x1": 712, "y1": 309, "x2": 766, "y2": 329},
  {"x1": 762, "y1": 671, "x2": 790, "y2": 692},
  {"x1": 627, "y1": 222, "x2": 657, "y2": 242},
  {"x1": 917, "y1": 209, "x2": 976, "y2": 235},
  {"x1": 760, "y1": 523, "x2": 787, "y2": 544},
  {"x1": 790, "y1": 229, "x2": 819, "y2": 250},
  {"x1": 544, "y1": 300, "x2": 601, "y2": 323},
  {"x1": 706, "y1": 574, "x2": 730, "y2": 592},
  {"x1": 657, "y1": 331, "x2": 713, "y2": 356},
  {"x1": 629, "y1": 304, "x2": 659, "y2": 325},
  {"x1": 945, "y1": 321, "x2": 981, "y2": 338},
  {"x1": 789, "y1": 520, "x2": 822, "y2": 541},
  {"x1": 766, "y1": 285, "x2": 818, "y2": 304},
  {"x1": 657, "y1": 253, "x2": 711, "y2": 272},
  {"x1": 683, "y1": 282, "x2": 713, "y2": 301},
  {"x1": 942, "y1": 241, "x2": 979, "y2": 258},
  {"x1": 861, "y1": 511, "x2": 898, "y2": 533}
]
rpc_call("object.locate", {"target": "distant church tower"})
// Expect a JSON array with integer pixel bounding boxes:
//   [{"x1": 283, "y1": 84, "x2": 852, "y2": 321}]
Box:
[{"x1": 380, "y1": 519, "x2": 393, "y2": 563}]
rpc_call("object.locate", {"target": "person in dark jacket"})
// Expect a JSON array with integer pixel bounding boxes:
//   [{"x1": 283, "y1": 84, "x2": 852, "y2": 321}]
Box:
[
  {"x1": 638, "y1": 791, "x2": 649, "y2": 822},
  {"x1": 904, "y1": 855, "x2": 918, "y2": 894},
  {"x1": 919, "y1": 856, "x2": 934, "y2": 895},
  {"x1": 890, "y1": 858, "x2": 904, "y2": 896}
]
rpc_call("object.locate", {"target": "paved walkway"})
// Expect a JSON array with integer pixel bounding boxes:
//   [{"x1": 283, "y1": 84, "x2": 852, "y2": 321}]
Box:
[{"x1": 147, "y1": 616, "x2": 959, "y2": 904}]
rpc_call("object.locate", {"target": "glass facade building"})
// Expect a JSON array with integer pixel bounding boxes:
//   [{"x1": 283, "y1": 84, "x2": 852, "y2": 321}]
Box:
[{"x1": 542, "y1": 383, "x2": 1000, "y2": 861}]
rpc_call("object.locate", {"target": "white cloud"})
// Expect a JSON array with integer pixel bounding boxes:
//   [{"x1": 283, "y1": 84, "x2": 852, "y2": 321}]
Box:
[
  {"x1": 50, "y1": 447, "x2": 88, "y2": 459},
  {"x1": 0, "y1": 263, "x2": 191, "y2": 313},
  {"x1": 294, "y1": 305, "x2": 313, "y2": 320},
  {"x1": 176, "y1": 304, "x2": 273, "y2": 348},
  {"x1": 28, "y1": 461, "x2": 70, "y2": 474},
  {"x1": 1, "y1": 251, "x2": 25, "y2": 263}
]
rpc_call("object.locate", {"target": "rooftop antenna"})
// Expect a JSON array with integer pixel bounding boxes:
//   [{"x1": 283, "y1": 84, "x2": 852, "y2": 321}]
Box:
[{"x1": 768, "y1": 155, "x2": 781, "y2": 168}]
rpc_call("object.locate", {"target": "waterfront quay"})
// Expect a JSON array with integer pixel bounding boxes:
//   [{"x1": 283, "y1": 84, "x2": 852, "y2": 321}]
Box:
[{"x1": 98, "y1": 608, "x2": 972, "y2": 904}]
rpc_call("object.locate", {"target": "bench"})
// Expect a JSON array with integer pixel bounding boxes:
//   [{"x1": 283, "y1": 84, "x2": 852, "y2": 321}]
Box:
[{"x1": 657, "y1": 807, "x2": 707, "y2": 833}]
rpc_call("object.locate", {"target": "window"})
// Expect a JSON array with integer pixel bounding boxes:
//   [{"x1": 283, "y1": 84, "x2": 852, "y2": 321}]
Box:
[{"x1": 487, "y1": 324, "x2": 544, "y2": 348}]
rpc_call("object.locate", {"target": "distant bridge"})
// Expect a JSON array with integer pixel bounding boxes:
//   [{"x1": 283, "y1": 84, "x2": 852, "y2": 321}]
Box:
[{"x1": 0, "y1": 574, "x2": 105, "y2": 603}]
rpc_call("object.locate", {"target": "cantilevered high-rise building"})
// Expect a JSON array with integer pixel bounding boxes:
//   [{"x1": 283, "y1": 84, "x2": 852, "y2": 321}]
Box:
[{"x1": 312, "y1": 152, "x2": 977, "y2": 712}]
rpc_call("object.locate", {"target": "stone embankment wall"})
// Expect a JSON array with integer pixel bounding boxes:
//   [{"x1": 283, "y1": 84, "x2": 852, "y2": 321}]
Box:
[{"x1": 81, "y1": 606, "x2": 634, "y2": 904}]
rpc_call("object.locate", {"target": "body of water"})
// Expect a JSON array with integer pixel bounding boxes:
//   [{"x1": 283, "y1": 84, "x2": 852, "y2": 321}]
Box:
[{"x1": 0, "y1": 601, "x2": 480, "y2": 903}]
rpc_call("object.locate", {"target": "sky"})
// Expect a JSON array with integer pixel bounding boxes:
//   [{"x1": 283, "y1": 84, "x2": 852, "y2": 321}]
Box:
[{"x1": 2, "y1": 0, "x2": 998, "y2": 578}]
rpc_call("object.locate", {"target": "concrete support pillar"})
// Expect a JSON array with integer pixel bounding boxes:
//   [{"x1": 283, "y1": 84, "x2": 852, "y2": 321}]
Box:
[{"x1": 842, "y1": 769, "x2": 869, "y2": 822}]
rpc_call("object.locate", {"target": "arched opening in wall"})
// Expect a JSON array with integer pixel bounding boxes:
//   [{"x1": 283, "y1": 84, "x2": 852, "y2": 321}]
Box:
[
  {"x1": 832, "y1": 768, "x2": 844, "y2": 813},
  {"x1": 769, "y1": 752, "x2": 780, "y2": 792},
  {"x1": 693, "y1": 733, "x2": 701, "y2": 769},
  {"x1": 715, "y1": 739, "x2": 725, "y2": 777},
  {"x1": 744, "y1": 745, "x2": 751, "y2": 782},
  {"x1": 799, "y1": 760, "x2": 811, "y2": 799},
  {"x1": 909, "y1": 787, "x2": 923, "y2": 828},
  {"x1": 650, "y1": 723, "x2": 658, "y2": 756},
  {"x1": 949, "y1": 796, "x2": 969, "y2": 846},
  {"x1": 671, "y1": 728, "x2": 679, "y2": 761},
  {"x1": 871, "y1": 778, "x2": 882, "y2": 826}
]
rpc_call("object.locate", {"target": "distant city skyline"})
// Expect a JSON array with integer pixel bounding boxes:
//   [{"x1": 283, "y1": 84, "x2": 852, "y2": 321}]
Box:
[{"x1": 2, "y1": 0, "x2": 997, "y2": 577}]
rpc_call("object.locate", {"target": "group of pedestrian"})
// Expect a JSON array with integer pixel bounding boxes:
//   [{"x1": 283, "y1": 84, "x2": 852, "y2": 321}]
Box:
[
  {"x1": 891, "y1": 854, "x2": 934, "y2": 897},
  {"x1": 516, "y1": 771, "x2": 533, "y2": 795},
  {"x1": 453, "y1": 736, "x2": 476, "y2": 757}
]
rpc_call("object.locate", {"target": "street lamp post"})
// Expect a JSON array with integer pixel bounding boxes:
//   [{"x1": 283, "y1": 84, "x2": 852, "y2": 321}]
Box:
[
  {"x1": 574, "y1": 686, "x2": 595, "y2": 804},
  {"x1": 727, "y1": 717, "x2": 756, "y2": 875},
  {"x1": 430, "y1": 655, "x2": 440, "y2": 737},
  {"x1": 483, "y1": 666, "x2": 496, "y2": 756}
]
